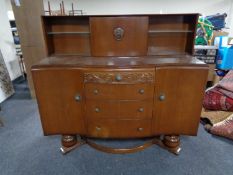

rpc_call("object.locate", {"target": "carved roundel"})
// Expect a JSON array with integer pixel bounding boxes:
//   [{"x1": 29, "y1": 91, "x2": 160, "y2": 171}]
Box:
[{"x1": 113, "y1": 27, "x2": 124, "y2": 41}]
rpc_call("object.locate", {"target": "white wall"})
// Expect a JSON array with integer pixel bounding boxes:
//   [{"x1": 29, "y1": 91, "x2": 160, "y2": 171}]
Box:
[
  {"x1": 0, "y1": 0, "x2": 21, "y2": 80},
  {"x1": 5, "y1": 0, "x2": 13, "y2": 11},
  {"x1": 43, "y1": 0, "x2": 233, "y2": 36}
]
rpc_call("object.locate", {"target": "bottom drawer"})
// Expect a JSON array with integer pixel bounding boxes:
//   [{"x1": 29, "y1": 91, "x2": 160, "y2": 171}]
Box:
[{"x1": 87, "y1": 119, "x2": 152, "y2": 138}]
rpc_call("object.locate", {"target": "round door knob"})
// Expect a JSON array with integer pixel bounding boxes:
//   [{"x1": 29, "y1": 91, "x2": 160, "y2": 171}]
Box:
[
  {"x1": 74, "y1": 94, "x2": 81, "y2": 101},
  {"x1": 115, "y1": 74, "x2": 122, "y2": 81},
  {"x1": 96, "y1": 126, "x2": 101, "y2": 131},
  {"x1": 138, "y1": 128, "x2": 144, "y2": 132},
  {"x1": 159, "y1": 94, "x2": 165, "y2": 101},
  {"x1": 138, "y1": 108, "x2": 144, "y2": 112},
  {"x1": 95, "y1": 108, "x2": 100, "y2": 112},
  {"x1": 93, "y1": 89, "x2": 99, "y2": 95},
  {"x1": 139, "y1": 89, "x2": 144, "y2": 94}
]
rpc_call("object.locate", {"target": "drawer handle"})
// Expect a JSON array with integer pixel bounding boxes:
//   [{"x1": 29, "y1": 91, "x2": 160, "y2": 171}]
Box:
[
  {"x1": 115, "y1": 74, "x2": 122, "y2": 81},
  {"x1": 139, "y1": 89, "x2": 144, "y2": 94},
  {"x1": 74, "y1": 94, "x2": 81, "y2": 102},
  {"x1": 138, "y1": 108, "x2": 144, "y2": 112},
  {"x1": 159, "y1": 94, "x2": 165, "y2": 101},
  {"x1": 93, "y1": 89, "x2": 99, "y2": 95},
  {"x1": 96, "y1": 126, "x2": 101, "y2": 131},
  {"x1": 95, "y1": 107, "x2": 100, "y2": 113},
  {"x1": 137, "y1": 128, "x2": 144, "y2": 132}
]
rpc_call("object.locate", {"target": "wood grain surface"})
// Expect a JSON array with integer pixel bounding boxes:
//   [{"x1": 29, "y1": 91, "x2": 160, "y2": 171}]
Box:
[
  {"x1": 90, "y1": 16, "x2": 148, "y2": 56},
  {"x1": 32, "y1": 68, "x2": 86, "y2": 135},
  {"x1": 152, "y1": 66, "x2": 208, "y2": 135}
]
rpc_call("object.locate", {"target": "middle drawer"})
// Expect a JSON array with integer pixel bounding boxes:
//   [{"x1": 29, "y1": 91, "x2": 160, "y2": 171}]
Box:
[
  {"x1": 85, "y1": 83, "x2": 154, "y2": 100},
  {"x1": 86, "y1": 100, "x2": 153, "y2": 119}
]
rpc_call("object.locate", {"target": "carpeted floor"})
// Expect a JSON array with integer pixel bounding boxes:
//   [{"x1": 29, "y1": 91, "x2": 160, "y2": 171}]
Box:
[{"x1": 0, "y1": 78, "x2": 233, "y2": 175}]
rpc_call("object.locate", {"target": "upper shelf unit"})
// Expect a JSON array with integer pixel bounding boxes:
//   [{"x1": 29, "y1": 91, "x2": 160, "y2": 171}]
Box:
[
  {"x1": 42, "y1": 14, "x2": 199, "y2": 57},
  {"x1": 42, "y1": 16, "x2": 91, "y2": 56},
  {"x1": 148, "y1": 14, "x2": 198, "y2": 56}
]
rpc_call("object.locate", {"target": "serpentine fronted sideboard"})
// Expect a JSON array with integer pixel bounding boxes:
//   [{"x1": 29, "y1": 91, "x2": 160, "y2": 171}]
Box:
[{"x1": 31, "y1": 14, "x2": 208, "y2": 155}]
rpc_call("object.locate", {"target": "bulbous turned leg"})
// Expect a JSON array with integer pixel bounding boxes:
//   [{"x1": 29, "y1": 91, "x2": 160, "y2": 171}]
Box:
[
  {"x1": 162, "y1": 135, "x2": 181, "y2": 155},
  {"x1": 61, "y1": 135, "x2": 77, "y2": 147},
  {"x1": 60, "y1": 135, "x2": 85, "y2": 154}
]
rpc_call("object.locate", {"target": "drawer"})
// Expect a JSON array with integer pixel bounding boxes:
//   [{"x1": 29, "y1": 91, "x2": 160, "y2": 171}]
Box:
[
  {"x1": 87, "y1": 119, "x2": 152, "y2": 138},
  {"x1": 84, "y1": 70, "x2": 155, "y2": 84},
  {"x1": 86, "y1": 100, "x2": 153, "y2": 119},
  {"x1": 85, "y1": 83, "x2": 154, "y2": 100}
]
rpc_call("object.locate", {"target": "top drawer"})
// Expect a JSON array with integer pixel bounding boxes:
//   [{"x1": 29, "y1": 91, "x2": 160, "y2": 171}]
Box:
[
  {"x1": 84, "y1": 69, "x2": 155, "y2": 100},
  {"x1": 84, "y1": 70, "x2": 155, "y2": 84}
]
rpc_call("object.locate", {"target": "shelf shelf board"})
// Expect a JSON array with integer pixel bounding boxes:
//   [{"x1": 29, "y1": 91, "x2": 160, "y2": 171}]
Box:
[
  {"x1": 47, "y1": 31, "x2": 90, "y2": 35},
  {"x1": 148, "y1": 30, "x2": 193, "y2": 34}
]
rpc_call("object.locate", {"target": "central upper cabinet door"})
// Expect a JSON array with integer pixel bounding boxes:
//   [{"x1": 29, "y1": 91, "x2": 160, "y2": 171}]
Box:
[{"x1": 90, "y1": 16, "x2": 148, "y2": 56}]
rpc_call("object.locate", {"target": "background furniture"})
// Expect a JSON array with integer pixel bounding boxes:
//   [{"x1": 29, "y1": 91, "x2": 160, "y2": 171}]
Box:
[
  {"x1": 0, "y1": 49, "x2": 15, "y2": 127},
  {"x1": 11, "y1": 0, "x2": 47, "y2": 98},
  {"x1": 0, "y1": 50, "x2": 14, "y2": 103},
  {"x1": 32, "y1": 14, "x2": 208, "y2": 154},
  {"x1": 194, "y1": 45, "x2": 218, "y2": 84}
]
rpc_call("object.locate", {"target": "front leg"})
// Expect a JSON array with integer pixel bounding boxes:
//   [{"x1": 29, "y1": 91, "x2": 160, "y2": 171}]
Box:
[
  {"x1": 160, "y1": 135, "x2": 181, "y2": 155},
  {"x1": 60, "y1": 135, "x2": 86, "y2": 154}
]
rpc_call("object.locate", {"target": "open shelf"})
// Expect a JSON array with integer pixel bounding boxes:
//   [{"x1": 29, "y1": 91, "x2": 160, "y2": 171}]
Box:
[
  {"x1": 148, "y1": 30, "x2": 193, "y2": 34},
  {"x1": 147, "y1": 14, "x2": 198, "y2": 55},
  {"x1": 43, "y1": 16, "x2": 91, "y2": 55},
  {"x1": 47, "y1": 31, "x2": 90, "y2": 35}
]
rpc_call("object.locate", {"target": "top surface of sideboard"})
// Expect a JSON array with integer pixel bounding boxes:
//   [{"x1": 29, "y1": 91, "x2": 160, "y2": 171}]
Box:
[{"x1": 32, "y1": 55, "x2": 207, "y2": 69}]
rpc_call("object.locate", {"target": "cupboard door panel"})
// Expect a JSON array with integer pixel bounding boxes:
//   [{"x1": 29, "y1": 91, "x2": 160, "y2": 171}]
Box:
[
  {"x1": 90, "y1": 16, "x2": 148, "y2": 56},
  {"x1": 32, "y1": 68, "x2": 86, "y2": 135},
  {"x1": 152, "y1": 66, "x2": 208, "y2": 135}
]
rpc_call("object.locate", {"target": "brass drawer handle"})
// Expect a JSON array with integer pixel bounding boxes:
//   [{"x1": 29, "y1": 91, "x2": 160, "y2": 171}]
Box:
[
  {"x1": 74, "y1": 94, "x2": 81, "y2": 102},
  {"x1": 95, "y1": 107, "x2": 100, "y2": 113},
  {"x1": 137, "y1": 128, "x2": 144, "y2": 132},
  {"x1": 96, "y1": 126, "x2": 101, "y2": 131},
  {"x1": 138, "y1": 108, "x2": 144, "y2": 112},
  {"x1": 115, "y1": 74, "x2": 122, "y2": 81},
  {"x1": 139, "y1": 89, "x2": 144, "y2": 94},
  {"x1": 93, "y1": 89, "x2": 99, "y2": 95},
  {"x1": 159, "y1": 94, "x2": 165, "y2": 101}
]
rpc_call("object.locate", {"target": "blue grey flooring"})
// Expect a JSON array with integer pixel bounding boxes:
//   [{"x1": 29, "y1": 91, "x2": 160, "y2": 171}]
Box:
[{"x1": 0, "y1": 79, "x2": 233, "y2": 175}]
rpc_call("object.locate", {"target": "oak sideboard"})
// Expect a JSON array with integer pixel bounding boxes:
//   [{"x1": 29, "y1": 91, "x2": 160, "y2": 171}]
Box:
[{"x1": 32, "y1": 14, "x2": 208, "y2": 154}]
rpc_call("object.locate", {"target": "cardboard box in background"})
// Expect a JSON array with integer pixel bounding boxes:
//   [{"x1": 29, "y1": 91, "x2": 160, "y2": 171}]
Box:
[{"x1": 211, "y1": 31, "x2": 229, "y2": 45}]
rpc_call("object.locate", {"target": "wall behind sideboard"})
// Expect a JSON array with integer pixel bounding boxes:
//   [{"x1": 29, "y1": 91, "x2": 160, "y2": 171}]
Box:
[{"x1": 43, "y1": 0, "x2": 233, "y2": 35}]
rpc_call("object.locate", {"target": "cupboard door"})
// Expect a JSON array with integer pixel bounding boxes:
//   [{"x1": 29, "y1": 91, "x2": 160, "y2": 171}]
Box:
[
  {"x1": 90, "y1": 16, "x2": 148, "y2": 56},
  {"x1": 32, "y1": 68, "x2": 86, "y2": 135},
  {"x1": 152, "y1": 66, "x2": 208, "y2": 135}
]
